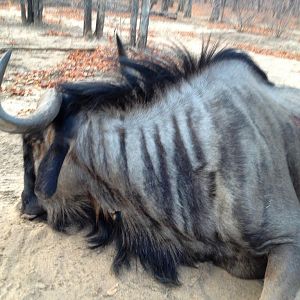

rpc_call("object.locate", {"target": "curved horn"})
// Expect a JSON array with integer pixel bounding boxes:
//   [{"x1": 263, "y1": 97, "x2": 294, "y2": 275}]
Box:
[
  {"x1": 0, "y1": 51, "x2": 62, "y2": 134},
  {"x1": 116, "y1": 34, "x2": 127, "y2": 58},
  {"x1": 0, "y1": 50, "x2": 12, "y2": 84}
]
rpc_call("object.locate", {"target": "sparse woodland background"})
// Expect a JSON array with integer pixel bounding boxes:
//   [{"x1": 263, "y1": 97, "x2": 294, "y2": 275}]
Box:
[
  {"x1": 6, "y1": 0, "x2": 300, "y2": 48},
  {"x1": 0, "y1": 0, "x2": 299, "y2": 96}
]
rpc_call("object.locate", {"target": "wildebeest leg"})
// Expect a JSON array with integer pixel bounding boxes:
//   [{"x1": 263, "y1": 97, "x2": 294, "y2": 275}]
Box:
[
  {"x1": 21, "y1": 135, "x2": 46, "y2": 219},
  {"x1": 260, "y1": 243, "x2": 300, "y2": 300},
  {"x1": 218, "y1": 252, "x2": 267, "y2": 279}
]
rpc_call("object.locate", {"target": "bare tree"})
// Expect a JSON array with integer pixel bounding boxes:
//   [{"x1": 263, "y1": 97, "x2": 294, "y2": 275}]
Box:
[
  {"x1": 151, "y1": 0, "x2": 158, "y2": 10},
  {"x1": 83, "y1": 0, "x2": 92, "y2": 38},
  {"x1": 177, "y1": 0, "x2": 186, "y2": 12},
  {"x1": 209, "y1": 0, "x2": 222, "y2": 22},
  {"x1": 130, "y1": 0, "x2": 139, "y2": 46},
  {"x1": 161, "y1": 0, "x2": 169, "y2": 12},
  {"x1": 27, "y1": 0, "x2": 34, "y2": 24},
  {"x1": 33, "y1": 0, "x2": 43, "y2": 25},
  {"x1": 257, "y1": 0, "x2": 262, "y2": 12},
  {"x1": 183, "y1": 0, "x2": 193, "y2": 17},
  {"x1": 268, "y1": 0, "x2": 294, "y2": 37},
  {"x1": 233, "y1": 0, "x2": 256, "y2": 32},
  {"x1": 218, "y1": 0, "x2": 227, "y2": 22},
  {"x1": 232, "y1": 0, "x2": 238, "y2": 11},
  {"x1": 20, "y1": 0, "x2": 43, "y2": 25},
  {"x1": 20, "y1": 0, "x2": 27, "y2": 24},
  {"x1": 137, "y1": 0, "x2": 151, "y2": 49},
  {"x1": 94, "y1": 0, "x2": 106, "y2": 39}
]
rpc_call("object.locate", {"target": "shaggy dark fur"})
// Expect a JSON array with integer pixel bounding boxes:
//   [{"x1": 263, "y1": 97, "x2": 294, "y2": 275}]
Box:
[
  {"x1": 57, "y1": 39, "x2": 273, "y2": 115},
  {"x1": 20, "y1": 38, "x2": 278, "y2": 286}
]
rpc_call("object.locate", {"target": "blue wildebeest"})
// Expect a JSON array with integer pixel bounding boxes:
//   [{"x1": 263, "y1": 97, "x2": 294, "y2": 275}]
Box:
[{"x1": 0, "y1": 37, "x2": 299, "y2": 299}]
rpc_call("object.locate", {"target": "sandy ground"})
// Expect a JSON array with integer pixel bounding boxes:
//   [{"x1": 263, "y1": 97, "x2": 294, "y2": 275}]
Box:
[{"x1": 0, "y1": 5, "x2": 300, "y2": 300}]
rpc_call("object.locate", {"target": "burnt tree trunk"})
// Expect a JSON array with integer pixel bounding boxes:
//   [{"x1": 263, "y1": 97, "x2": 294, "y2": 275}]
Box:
[
  {"x1": 150, "y1": 0, "x2": 158, "y2": 10},
  {"x1": 38, "y1": 0, "x2": 43, "y2": 23},
  {"x1": 209, "y1": 0, "x2": 221, "y2": 22},
  {"x1": 21, "y1": 0, "x2": 43, "y2": 25},
  {"x1": 83, "y1": 0, "x2": 92, "y2": 38},
  {"x1": 33, "y1": 0, "x2": 43, "y2": 25},
  {"x1": 27, "y1": 0, "x2": 34, "y2": 24},
  {"x1": 137, "y1": 0, "x2": 150, "y2": 49},
  {"x1": 218, "y1": 0, "x2": 226, "y2": 22},
  {"x1": 20, "y1": 0, "x2": 27, "y2": 24},
  {"x1": 177, "y1": 0, "x2": 186, "y2": 12},
  {"x1": 130, "y1": 0, "x2": 139, "y2": 46},
  {"x1": 94, "y1": 0, "x2": 106, "y2": 39},
  {"x1": 257, "y1": 0, "x2": 262, "y2": 12},
  {"x1": 232, "y1": 0, "x2": 238, "y2": 11},
  {"x1": 183, "y1": 0, "x2": 193, "y2": 17},
  {"x1": 161, "y1": 0, "x2": 169, "y2": 12}
]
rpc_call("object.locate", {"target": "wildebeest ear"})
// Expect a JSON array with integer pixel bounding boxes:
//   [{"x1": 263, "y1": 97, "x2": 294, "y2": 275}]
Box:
[
  {"x1": 35, "y1": 136, "x2": 70, "y2": 199},
  {"x1": 116, "y1": 34, "x2": 127, "y2": 58}
]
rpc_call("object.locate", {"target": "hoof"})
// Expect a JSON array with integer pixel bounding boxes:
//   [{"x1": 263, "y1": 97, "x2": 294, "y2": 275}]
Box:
[
  {"x1": 21, "y1": 213, "x2": 41, "y2": 220},
  {"x1": 21, "y1": 192, "x2": 46, "y2": 220}
]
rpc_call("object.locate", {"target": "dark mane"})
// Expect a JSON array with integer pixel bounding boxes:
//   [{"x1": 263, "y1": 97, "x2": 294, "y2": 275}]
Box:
[{"x1": 58, "y1": 40, "x2": 273, "y2": 114}]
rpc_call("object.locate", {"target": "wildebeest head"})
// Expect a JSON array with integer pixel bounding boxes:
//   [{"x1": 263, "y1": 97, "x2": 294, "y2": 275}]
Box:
[
  {"x1": 0, "y1": 50, "x2": 96, "y2": 229},
  {"x1": 0, "y1": 37, "x2": 131, "y2": 231}
]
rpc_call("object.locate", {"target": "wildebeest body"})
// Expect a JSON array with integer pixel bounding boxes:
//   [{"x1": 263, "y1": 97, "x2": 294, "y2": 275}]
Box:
[{"x1": 0, "y1": 41, "x2": 299, "y2": 299}]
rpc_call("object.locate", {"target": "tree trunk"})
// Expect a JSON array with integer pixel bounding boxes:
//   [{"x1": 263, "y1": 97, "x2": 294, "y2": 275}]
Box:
[
  {"x1": 218, "y1": 0, "x2": 226, "y2": 22},
  {"x1": 20, "y1": 0, "x2": 27, "y2": 24},
  {"x1": 183, "y1": 0, "x2": 193, "y2": 17},
  {"x1": 232, "y1": 0, "x2": 238, "y2": 11},
  {"x1": 257, "y1": 0, "x2": 262, "y2": 12},
  {"x1": 150, "y1": 11, "x2": 177, "y2": 19},
  {"x1": 137, "y1": 0, "x2": 150, "y2": 49},
  {"x1": 38, "y1": 0, "x2": 43, "y2": 23},
  {"x1": 209, "y1": 0, "x2": 222, "y2": 22},
  {"x1": 150, "y1": 0, "x2": 158, "y2": 10},
  {"x1": 83, "y1": 0, "x2": 92, "y2": 38},
  {"x1": 33, "y1": 0, "x2": 43, "y2": 25},
  {"x1": 94, "y1": 0, "x2": 106, "y2": 39},
  {"x1": 130, "y1": 0, "x2": 139, "y2": 46},
  {"x1": 27, "y1": 0, "x2": 34, "y2": 24},
  {"x1": 177, "y1": 0, "x2": 186, "y2": 12},
  {"x1": 161, "y1": 0, "x2": 169, "y2": 12},
  {"x1": 288, "y1": 0, "x2": 295, "y2": 10}
]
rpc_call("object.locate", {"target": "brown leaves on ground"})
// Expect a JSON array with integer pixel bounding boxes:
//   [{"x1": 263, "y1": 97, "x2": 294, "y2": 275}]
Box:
[
  {"x1": 4, "y1": 39, "x2": 300, "y2": 97},
  {"x1": 4, "y1": 45, "x2": 120, "y2": 96},
  {"x1": 42, "y1": 30, "x2": 72, "y2": 37},
  {"x1": 231, "y1": 42, "x2": 300, "y2": 61},
  {"x1": 175, "y1": 31, "x2": 300, "y2": 62},
  {"x1": 45, "y1": 7, "x2": 83, "y2": 21},
  {"x1": 3, "y1": 43, "x2": 173, "y2": 97}
]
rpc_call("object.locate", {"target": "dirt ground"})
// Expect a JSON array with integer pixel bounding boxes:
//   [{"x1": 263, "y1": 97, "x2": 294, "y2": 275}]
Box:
[{"x1": 0, "y1": 4, "x2": 300, "y2": 300}]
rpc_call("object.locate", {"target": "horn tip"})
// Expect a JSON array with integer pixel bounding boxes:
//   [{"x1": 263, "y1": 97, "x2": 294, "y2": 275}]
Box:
[
  {"x1": 116, "y1": 34, "x2": 126, "y2": 58},
  {"x1": 2, "y1": 50, "x2": 12, "y2": 61},
  {"x1": 0, "y1": 49, "x2": 12, "y2": 86}
]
